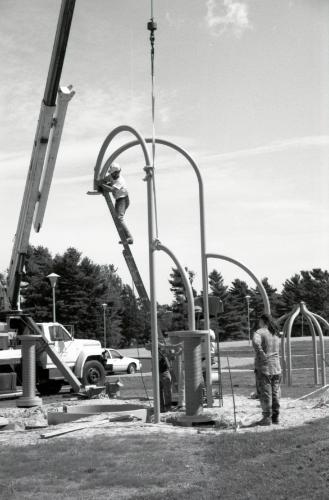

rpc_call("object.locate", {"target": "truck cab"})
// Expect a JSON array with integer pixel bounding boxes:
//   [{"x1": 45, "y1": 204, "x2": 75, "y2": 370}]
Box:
[{"x1": 0, "y1": 321, "x2": 107, "y2": 396}]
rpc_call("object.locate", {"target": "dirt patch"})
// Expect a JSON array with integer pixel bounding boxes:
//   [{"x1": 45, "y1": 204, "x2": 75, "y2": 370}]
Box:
[{"x1": 1, "y1": 388, "x2": 329, "y2": 447}]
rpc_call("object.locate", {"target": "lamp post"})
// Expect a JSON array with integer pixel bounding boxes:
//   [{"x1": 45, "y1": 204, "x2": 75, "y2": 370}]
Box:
[
  {"x1": 245, "y1": 295, "x2": 251, "y2": 345},
  {"x1": 102, "y1": 303, "x2": 107, "y2": 348},
  {"x1": 47, "y1": 273, "x2": 60, "y2": 322}
]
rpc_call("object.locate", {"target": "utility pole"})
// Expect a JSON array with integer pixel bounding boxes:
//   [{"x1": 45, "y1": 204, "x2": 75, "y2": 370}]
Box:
[
  {"x1": 102, "y1": 303, "x2": 107, "y2": 348},
  {"x1": 245, "y1": 295, "x2": 251, "y2": 345}
]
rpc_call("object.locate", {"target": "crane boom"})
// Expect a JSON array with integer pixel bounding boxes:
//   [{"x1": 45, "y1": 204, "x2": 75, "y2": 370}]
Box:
[{"x1": 3, "y1": 0, "x2": 76, "y2": 311}]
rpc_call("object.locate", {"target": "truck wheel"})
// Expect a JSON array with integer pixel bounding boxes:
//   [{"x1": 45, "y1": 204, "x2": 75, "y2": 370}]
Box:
[
  {"x1": 127, "y1": 363, "x2": 137, "y2": 374},
  {"x1": 82, "y1": 360, "x2": 105, "y2": 386},
  {"x1": 37, "y1": 380, "x2": 63, "y2": 396}
]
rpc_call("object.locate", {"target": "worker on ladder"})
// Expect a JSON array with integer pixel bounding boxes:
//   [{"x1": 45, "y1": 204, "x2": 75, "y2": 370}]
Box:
[{"x1": 101, "y1": 163, "x2": 133, "y2": 244}]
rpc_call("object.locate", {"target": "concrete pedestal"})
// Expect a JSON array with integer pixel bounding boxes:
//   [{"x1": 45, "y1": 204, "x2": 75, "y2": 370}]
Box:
[{"x1": 17, "y1": 336, "x2": 42, "y2": 407}]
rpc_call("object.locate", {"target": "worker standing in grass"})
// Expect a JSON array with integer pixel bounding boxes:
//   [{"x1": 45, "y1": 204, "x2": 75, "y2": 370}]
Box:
[
  {"x1": 101, "y1": 163, "x2": 133, "y2": 244},
  {"x1": 252, "y1": 313, "x2": 282, "y2": 426}
]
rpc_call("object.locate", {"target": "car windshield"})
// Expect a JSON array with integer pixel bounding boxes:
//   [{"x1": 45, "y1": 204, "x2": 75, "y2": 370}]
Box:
[
  {"x1": 110, "y1": 349, "x2": 122, "y2": 359},
  {"x1": 48, "y1": 325, "x2": 72, "y2": 342}
]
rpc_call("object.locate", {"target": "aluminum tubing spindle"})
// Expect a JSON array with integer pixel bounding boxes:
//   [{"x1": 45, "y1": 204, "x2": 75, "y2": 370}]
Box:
[{"x1": 17, "y1": 336, "x2": 42, "y2": 407}]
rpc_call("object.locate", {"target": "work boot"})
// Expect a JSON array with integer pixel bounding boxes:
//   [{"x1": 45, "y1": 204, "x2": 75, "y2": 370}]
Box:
[
  {"x1": 272, "y1": 414, "x2": 279, "y2": 424},
  {"x1": 257, "y1": 417, "x2": 272, "y2": 426}
]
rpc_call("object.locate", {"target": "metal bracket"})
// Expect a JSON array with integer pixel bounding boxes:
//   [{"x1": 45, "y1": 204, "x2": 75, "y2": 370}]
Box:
[{"x1": 143, "y1": 165, "x2": 154, "y2": 181}]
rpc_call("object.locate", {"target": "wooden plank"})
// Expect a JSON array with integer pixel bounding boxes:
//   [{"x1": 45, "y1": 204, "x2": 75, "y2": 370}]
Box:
[
  {"x1": 48, "y1": 408, "x2": 148, "y2": 426},
  {"x1": 40, "y1": 423, "x2": 93, "y2": 439},
  {"x1": 64, "y1": 403, "x2": 146, "y2": 414},
  {"x1": 42, "y1": 409, "x2": 148, "y2": 438}
]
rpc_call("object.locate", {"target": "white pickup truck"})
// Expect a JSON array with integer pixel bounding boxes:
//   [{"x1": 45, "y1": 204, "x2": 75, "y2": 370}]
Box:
[{"x1": 0, "y1": 322, "x2": 106, "y2": 395}]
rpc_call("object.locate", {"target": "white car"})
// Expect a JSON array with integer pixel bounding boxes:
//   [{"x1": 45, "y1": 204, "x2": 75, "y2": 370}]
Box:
[{"x1": 103, "y1": 348, "x2": 141, "y2": 374}]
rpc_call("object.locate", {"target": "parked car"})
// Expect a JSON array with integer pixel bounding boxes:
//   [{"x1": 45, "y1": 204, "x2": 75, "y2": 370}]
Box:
[{"x1": 103, "y1": 348, "x2": 142, "y2": 374}]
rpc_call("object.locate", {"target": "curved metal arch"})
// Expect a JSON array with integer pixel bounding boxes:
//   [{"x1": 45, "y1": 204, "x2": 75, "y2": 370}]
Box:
[
  {"x1": 206, "y1": 253, "x2": 271, "y2": 314},
  {"x1": 92, "y1": 125, "x2": 164, "y2": 421},
  {"x1": 302, "y1": 304, "x2": 326, "y2": 386},
  {"x1": 283, "y1": 305, "x2": 300, "y2": 386},
  {"x1": 302, "y1": 312, "x2": 318, "y2": 385},
  {"x1": 312, "y1": 313, "x2": 329, "y2": 334},
  {"x1": 96, "y1": 137, "x2": 209, "y2": 318},
  {"x1": 93, "y1": 126, "x2": 151, "y2": 189},
  {"x1": 277, "y1": 313, "x2": 290, "y2": 326},
  {"x1": 281, "y1": 302, "x2": 326, "y2": 387},
  {"x1": 97, "y1": 136, "x2": 213, "y2": 407},
  {"x1": 154, "y1": 240, "x2": 195, "y2": 331}
]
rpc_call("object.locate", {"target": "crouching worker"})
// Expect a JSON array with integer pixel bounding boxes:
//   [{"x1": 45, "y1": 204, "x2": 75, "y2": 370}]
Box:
[
  {"x1": 252, "y1": 313, "x2": 282, "y2": 426},
  {"x1": 101, "y1": 162, "x2": 133, "y2": 244}
]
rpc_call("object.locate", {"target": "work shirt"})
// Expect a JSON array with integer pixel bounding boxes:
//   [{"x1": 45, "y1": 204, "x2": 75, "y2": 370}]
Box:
[
  {"x1": 159, "y1": 350, "x2": 170, "y2": 374},
  {"x1": 252, "y1": 327, "x2": 281, "y2": 375},
  {"x1": 109, "y1": 175, "x2": 129, "y2": 200}
]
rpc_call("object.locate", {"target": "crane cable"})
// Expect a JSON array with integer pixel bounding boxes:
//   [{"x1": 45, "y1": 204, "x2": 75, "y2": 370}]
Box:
[{"x1": 147, "y1": 1, "x2": 159, "y2": 239}]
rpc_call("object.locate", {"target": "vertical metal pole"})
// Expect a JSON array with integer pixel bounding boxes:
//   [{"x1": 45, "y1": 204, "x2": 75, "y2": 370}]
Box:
[
  {"x1": 216, "y1": 332, "x2": 223, "y2": 406},
  {"x1": 246, "y1": 296, "x2": 251, "y2": 345},
  {"x1": 52, "y1": 286, "x2": 56, "y2": 322},
  {"x1": 103, "y1": 307, "x2": 107, "y2": 348},
  {"x1": 199, "y1": 180, "x2": 213, "y2": 407},
  {"x1": 145, "y1": 166, "x2": 160, "y2": 423}
]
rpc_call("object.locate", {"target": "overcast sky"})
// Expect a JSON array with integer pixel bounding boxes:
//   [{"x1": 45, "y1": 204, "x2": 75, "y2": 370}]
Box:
[{"x1": 1, "y1": 0, "x2": 329, "y2": 304}]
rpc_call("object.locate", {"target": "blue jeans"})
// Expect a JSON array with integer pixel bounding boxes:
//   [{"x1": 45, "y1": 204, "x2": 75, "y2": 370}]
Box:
[
  {"x1": 115, "y1": 196, "x2": 132, "y2": 239},
  {"x1": 256, "y1": 372, "x2": 281, "y2": 419}
]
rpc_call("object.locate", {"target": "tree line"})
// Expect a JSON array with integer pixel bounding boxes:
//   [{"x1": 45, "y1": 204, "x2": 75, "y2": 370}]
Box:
[
  {"x1": 3, "y1": 245, "x2": 329, "y2": 345},
  {"x1": 166, "y1": 267, "x2": 329, "y2": 341}
]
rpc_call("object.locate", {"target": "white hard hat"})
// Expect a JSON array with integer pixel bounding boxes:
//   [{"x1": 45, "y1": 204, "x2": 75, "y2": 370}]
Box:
[{"x1": 109, "y1": 163, "x2": 121, "y2": 174}]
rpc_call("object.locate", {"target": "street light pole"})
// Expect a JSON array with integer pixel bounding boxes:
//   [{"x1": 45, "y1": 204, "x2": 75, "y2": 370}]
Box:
[
  {"x1": 102, "y1": 303, "x2": 107, "y2": 348},
  {"x1": 47, "y1": 273, "x2": 60, "y2": 322},
  {"x1": 245, "y1": 295, "x2": 251, "y2": 345}
]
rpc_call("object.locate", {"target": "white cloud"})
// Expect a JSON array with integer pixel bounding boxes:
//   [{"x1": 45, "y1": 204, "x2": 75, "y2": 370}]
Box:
[
  {"x1": 201, "y1": 135, "x2": 329, "y2": 163},
  {"x1": 205, "y1": 0, "x2": 251, "y2": 38},
  {"x1": 165, "y1": 12, "x2": 185, "y2": 30}
]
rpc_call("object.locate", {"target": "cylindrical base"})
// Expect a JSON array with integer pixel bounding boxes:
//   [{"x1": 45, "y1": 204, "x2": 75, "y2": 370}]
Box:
[
  {"x1": 184, "y1": 337, "x2": 203, "y2": 416},
  {"x1": 17, "y1": 396, "x2": 42, "y2": 408},
  {"x1": 168, "y1": 334, "x2": 185, "y2": 408},
  {"x1": 168, "y1": 331, "x2": 206, "y2": 417},
  {"x1": 17, "y1": 335, "x2": 42, "y2": 408}
]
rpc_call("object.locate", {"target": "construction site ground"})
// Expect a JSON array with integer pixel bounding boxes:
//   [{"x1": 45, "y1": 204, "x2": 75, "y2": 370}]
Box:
[{"x1": 1, "y1": 337, "x2": 329, "y2": 446}]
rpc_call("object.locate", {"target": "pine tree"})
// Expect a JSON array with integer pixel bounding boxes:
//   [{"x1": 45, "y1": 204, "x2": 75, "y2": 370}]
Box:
[
  {"x1": 168, "y1": 267, "x2": 196, "y2": 331},
  {"x1": 207, "y1": 269, "x2": 228, "y2": 339},
  {"x1": 278, "y1": 269, "x2": 329, "y2": 335},
  {"x1": 120, "y1": 285, "x2": 141, "y2": 347},
  {"x1": 250, "y1": 277, "x2": 281, "y2": 330},
  {"x1": 21, "y1": 246, "x2": 54, "y2": 320},
  {"x1": 97, "y1": 264, "x2": 124, "y2": 347},
  {"x1": 51, "y1": 247, "x2": 90, "y2": 336},
  {"x1": 224, "y1": 279, "x2": 250, "y2": 340}
]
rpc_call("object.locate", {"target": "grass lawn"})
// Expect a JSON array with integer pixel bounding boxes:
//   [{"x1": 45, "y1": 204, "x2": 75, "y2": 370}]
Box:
[{"x1": 1, "y1": 417, "x2": 329, "y2": 499}]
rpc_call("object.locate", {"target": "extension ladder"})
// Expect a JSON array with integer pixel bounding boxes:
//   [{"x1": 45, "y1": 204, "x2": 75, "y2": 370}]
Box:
[{"x1": 102, "y1": 191, "x2": 150, "y2": 311}]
